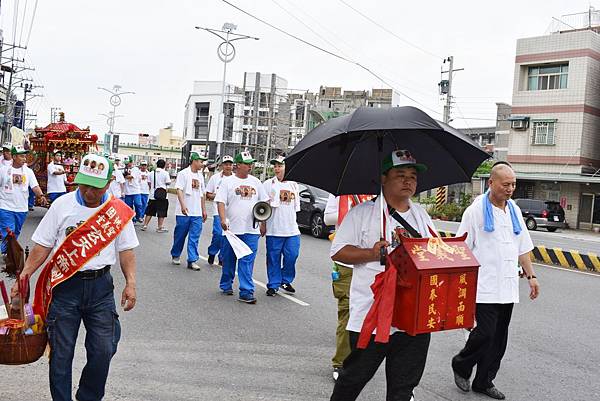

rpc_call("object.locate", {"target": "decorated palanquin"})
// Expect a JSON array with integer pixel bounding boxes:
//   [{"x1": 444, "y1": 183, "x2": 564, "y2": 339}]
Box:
[
  {"x1": 27, "y1": 112, "x2": 98, "y2": 198},
  {"x1": 390, "y1": 230, "x2": 479, "y2": 336}
]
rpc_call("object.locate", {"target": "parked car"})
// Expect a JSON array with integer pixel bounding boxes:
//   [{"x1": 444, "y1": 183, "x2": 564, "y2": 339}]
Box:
[
  {"x1": 514, "y1": 199, "x2": 566, "y2": 232},
  {"x1": 296, "y1": 183, "x2": 335, "y2": 238}
]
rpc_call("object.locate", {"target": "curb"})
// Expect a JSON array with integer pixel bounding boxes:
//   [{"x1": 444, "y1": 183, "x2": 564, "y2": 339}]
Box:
[{"x1": 435, "y1": 231, "x2": 600, "y2": 273}]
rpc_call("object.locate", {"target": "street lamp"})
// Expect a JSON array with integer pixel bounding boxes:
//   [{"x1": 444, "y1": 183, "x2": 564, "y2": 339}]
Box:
[
  {"x1": 195, "y1": 24, "x2": 259, "y2": 158},
  {"x1": 98, "y1": 85, "x2": 135, "y2": 153}
]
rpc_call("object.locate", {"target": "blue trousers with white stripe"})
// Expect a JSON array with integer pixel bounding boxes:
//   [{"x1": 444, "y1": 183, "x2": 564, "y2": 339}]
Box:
[{"x1": 265, "y1": 235, "x2": 300, "y2": 290}]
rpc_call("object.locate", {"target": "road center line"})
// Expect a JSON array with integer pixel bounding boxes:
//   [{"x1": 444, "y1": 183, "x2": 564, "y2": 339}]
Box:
[
  {"x1": 197, "y1": 255, "x2": 311, "y2": 306},
  {"x1": 535, "y1": 262, "x2": 600, "y2": 277}
]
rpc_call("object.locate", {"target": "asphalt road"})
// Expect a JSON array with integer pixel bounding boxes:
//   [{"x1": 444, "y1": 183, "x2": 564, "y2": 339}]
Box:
[
  {"x1": 2, "y1": 201, "x2": 600, "y2": 401},
  {"x1": 434, "y1": 220, "x2": 600, "y2": 255}
]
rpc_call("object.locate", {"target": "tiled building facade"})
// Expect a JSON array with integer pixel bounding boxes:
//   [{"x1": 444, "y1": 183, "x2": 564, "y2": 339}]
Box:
[{"x1": 508, "y1": 28, "x2": 600, "y2": 229}]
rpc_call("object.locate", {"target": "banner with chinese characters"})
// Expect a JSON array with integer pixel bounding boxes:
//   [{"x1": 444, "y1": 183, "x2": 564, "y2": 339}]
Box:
[
  {"x1": 390, "y1": 231, "x2": 479, "y2": 336},
  {"x1": 33, "y1": 196, "x2": 134, "y2": 321}
]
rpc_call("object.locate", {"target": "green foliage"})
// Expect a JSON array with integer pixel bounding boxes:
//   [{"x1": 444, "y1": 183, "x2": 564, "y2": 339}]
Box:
[{"x1": 474, "y1": 160, "x2": 493, "y2": 177}]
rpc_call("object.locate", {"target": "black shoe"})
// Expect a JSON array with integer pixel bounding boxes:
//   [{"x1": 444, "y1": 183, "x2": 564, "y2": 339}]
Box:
[
  {"x1": 280, "y1": 283, "x2": 295, "y2": 294},
  {"x1": 266, "y1": 288, "x2": 277, "y2": 296},
  {"x1": 207, "y1": 254, "x2": 215, "y2": 265},
  {"x1": 472, "y1": 386, "x2": 505, "y2": 400},
  {"x1": 218, "y1": 259, "x2": 223, "y2": 266},
  {"x1": 221, "y1": 289, "x2": 234, "y2": 296},
  {"x1": 332, "y1": 367, "x2": 342, "y2": 381},
  {"x1": 453, "y1": 369, "x2": 470, "y2": 392},
  {"x1": 238, "y1": 295, "x2": 257, "y2": 304}
]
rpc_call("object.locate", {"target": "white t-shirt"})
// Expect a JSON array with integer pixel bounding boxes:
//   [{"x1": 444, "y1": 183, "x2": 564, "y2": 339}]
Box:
[
  {"x1": 123, "y1": 166, "x2": 141, "y2": 195},
  {"x1": 263, "y1": 178, "x2": 300, "y2": 237},
  {"x1": 330, "y1": 197, "x2": 434, "y2": 334},
  {"x1": 31, "y1": 192, "x2": 139, "y2": 271},
  {"x1": 456, "y1": 196, "x2": 534, "y2": 304},
  {"x1": 214, "y1": 175, "x2": 269, "y2": 235},
  {"x1": 108, "y1": 169, "x2": 126, "y2": 198},
  {"x1": 138, "y1": 169, "x2": 151, "y2": 195},
  {"x1": 148, "y1": 168, "x2": 171, "y2": 200},
  {"x1": 47, "y1": 162, "x2": 67, "y2": 194},
  {"x1": 1, "y1": 159, "x2": 12, "y2": 167},
  {"x1": 205, "y1": 172, "x2": 232, "y2": 215},
  {"x1": 0, "y1": 165, "x2": 39, "y2": 212},
  {"x1": 174, "y1": 167, "x2": 205, "y2": 216}
]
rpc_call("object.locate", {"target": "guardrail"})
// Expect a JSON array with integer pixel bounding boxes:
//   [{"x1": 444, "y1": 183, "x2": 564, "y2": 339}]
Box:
[{"x1": 436, "y1": 231, "x2": 600, "y2": 273}]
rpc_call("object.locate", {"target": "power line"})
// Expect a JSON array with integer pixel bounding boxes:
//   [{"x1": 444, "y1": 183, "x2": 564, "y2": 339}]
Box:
[
  {"x1": 18, "y1": 0, "x2": 28, "y2": 46},
  {"x1": 24, "y1": 0, "x2": 39, "y2": 48},
  {"x1": 336, "y1": 0, "x2": 443, "y2": 60},
  {"x1": 220, "y1": 0, "x2": 442, "y2": 116}
]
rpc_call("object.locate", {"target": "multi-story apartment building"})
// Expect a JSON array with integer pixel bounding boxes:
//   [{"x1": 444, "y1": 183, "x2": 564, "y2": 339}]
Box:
[
  {"x1": 507, "y1": 17, "x2": 600, "y2": 229},
  {"x1": 182, "y1": 81, "x2": 243, "y2": 160}
]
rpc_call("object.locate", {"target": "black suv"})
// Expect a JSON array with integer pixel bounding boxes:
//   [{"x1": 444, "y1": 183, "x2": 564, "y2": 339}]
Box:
[
  {"x1": 296, "y1": 184, "x2": 334, "y2": 238},
  {"x1": 514, "y1": 199, "x2": 566, "y2": 232}
]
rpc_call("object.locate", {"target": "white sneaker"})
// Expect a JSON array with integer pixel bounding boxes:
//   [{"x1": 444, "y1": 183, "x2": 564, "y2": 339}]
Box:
[
  {"x1": 172, "y1": 257, "x2": 181, "y2": 265},
  {"x1": 141, "y1": 225, "x2": 147, "y2": 231},
  {"x1": 188, "y1": 262, "x2": 201, "y2": 271},
  {"x1": 156, "y1": 227, "x2": 168, "y2": 233}
]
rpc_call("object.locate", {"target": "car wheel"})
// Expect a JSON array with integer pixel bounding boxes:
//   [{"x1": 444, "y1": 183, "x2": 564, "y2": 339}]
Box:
[
  {"x1": 526, "y1": 217, "x2": 537, "y2": 231},
  {"x1": 311, "y1": 213, "x2": 325, "y2": 238},
  {"x1": 547, "y1": 227, "x2": 558, "y2": 232}
]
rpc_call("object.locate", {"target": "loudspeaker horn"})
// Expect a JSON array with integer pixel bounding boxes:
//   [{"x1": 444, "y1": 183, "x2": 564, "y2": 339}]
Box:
[{"x1": 253, "y1": 201, "x2": 272, "y2": 228}]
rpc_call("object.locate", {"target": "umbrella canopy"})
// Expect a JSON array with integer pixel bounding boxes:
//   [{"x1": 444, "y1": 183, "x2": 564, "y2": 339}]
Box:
[{"x1": 284, "y1": 106, "x2": 490, "y2": 195}]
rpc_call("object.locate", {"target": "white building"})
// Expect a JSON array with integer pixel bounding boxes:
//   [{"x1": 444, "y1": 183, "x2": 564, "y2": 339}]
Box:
[{"x1": 182, "y1": 81, "x2": 244, "y2": 160}]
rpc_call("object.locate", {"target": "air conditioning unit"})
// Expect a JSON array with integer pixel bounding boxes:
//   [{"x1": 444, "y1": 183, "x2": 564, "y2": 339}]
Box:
[{"x1": 511, "y1": 120, "x2": 528, "y2": 130}]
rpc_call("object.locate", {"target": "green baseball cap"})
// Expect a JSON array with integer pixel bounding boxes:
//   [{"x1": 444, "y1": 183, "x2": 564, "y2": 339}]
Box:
[
  {"x1": 382, "y1": 149, "x2": 427, "y2": 174},
  {"x1": 74, "y1": 153, "x2": 114, "y2": 188},
  {"x1": 190, "y1": 152, "x2": 208, "y2": 161},
  {"x1": 11, "y1": 145, "x2": 29, "y2": 155},
  {"x1": 269, "y1": 155, "x2": 285, "y2": 165},
  {"x1": 234, "y1": 151, "x2": 256, "y2": 164}
]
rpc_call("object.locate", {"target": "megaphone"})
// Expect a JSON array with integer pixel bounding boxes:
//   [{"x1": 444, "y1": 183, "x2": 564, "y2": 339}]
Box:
[{"x1": 253, "y1": 201, "x2": 272, "y2": 228}]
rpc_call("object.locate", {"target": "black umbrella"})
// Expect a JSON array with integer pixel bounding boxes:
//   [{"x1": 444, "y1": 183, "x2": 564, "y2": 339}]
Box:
[{"x1": 284, "y1": 106, "x2": 490, "y2": 195}]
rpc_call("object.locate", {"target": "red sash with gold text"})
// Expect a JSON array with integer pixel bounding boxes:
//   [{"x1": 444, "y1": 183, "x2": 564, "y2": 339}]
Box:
[{"x1": 32, "y1": 195, "x2": 135, "y2": 321}]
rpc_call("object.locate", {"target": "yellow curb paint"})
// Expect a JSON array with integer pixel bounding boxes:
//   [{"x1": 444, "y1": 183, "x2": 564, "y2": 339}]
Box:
[
  {"x1": 553, "y1": 248, "x2": 570, "y2": 269},
  {"x1": 537, "y1": 246, "x2": 553, "y2": 265},
  {"x1": 569, "y1": 251, "x2": 587, "y2": 271},
  {"x1": 589, "y1": 253, "x2": 600, "y2": 273}
]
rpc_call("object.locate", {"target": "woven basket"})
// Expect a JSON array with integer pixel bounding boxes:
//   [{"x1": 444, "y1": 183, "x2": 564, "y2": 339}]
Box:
[{"x1": 0, "y1": 331, "x2": 48, "y2": 365}]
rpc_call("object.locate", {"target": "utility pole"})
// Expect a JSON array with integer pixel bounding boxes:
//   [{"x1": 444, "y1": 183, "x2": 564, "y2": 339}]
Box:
[
  {"x1": 98, "y1": 85, "x2": 135, "y2": 153},
  {"x1": 196, "y1": 24, "x2": 259, "y2": 158},
  {"x1": 437, "y1": 56, "x2": 464, "y2": 206},
  {"x1": 50, "y1": 107, "x2": 62, "y2": 123}
]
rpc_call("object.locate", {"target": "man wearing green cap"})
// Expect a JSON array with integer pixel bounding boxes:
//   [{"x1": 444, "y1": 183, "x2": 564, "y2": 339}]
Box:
[
  {"x1": 215, "y1": 151, "x2": 269, "y2": 303},
  {"x1": 330, "y1": 150, "x2": 434, "y2": 401},
  {"x1": 170, "y1": 151, "x2": 208, "y2": 270},
  {"x1": 11, "y1": 153, "x2": 139, "y2": 401},
  {"x1": 123, "y1": 157, "x2": 143, "y2": 223},
  {"x1": 205, "y1": 155, "x2": 234, "y2": 265},
  {"x1": 262, "y1": 155, "x2": 301, "y2": 296},
  {"x1": 47, "y1": 150, "x2": 68, "y2": 202},
  {"x1": 0, "y1": 145, "x2": 48, "y2": 253}
]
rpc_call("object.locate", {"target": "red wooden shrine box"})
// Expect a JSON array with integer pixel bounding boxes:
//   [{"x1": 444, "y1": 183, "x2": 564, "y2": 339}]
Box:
[{"x1": 389, "y1": 231, "x2": 480, "y2": 336}]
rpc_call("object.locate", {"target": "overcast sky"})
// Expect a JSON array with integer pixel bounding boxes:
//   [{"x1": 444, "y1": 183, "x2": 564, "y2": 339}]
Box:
[{"x1": 0, "y1": 0, "x2": 594, "y2": 141}]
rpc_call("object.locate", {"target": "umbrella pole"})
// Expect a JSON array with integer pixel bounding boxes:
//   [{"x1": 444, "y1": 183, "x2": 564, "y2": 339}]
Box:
[{"x1": 380, "y1": 185, "x2": 386, "y2": 266}]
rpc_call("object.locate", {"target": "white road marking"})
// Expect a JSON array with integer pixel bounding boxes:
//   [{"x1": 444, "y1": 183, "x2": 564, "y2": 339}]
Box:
[
  {"x1": 197, "y1": 255, "x2": 311, "y2": 306},
  {"x1": 534, "y1": 262, "x2": 600, "y2": 277}
]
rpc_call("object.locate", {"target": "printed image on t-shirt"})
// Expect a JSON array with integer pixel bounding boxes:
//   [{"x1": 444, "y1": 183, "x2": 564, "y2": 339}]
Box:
[
  {"x1": 279, "y1": 189, "x2": 295, "y2": 204},
  {"x1": 235, "y1": 185, "x2": 257, "y2": 199},
  {"x1": 12, "y1": 174, "x2": 25, "y2": 185},
  {"x1": 192, "y1": 178, "x2": 200, "y2": 190}
]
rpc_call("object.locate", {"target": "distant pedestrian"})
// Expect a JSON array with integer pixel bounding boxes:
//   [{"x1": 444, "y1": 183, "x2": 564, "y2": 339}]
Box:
[
  {"x1": 170, "y1": 152, "x2": 207, "y2": 270},
  {"x1": 215, "y1": 151, "x2": 269, "y2": 304},
  {"x1": 108, "y1": 155, "x2": 126, "y2": 199},
  {"x1": 204, "y1": 155, "x2": 234, "y2": 265},
  {"x1": 0, "y1": 145, "x2": 48, "y2": 253},
  {"x1": 143, "y1": 159, "x2": 171, "y2": 232},
  {"x1": 1, "y1": 143, "x2": 12, "y2": 167},
  {"x1": 451, "y1": 163, "x2": 540, "y2": 400},
  {"x1": 47, "y1": 150, "x2": 68, "y2": 202},
  {"x1": 262, "y1": 155, "x2": 301, "y2": 296},
  {"x1": 138, "y1": 160, "x2": 151, "y2": 217},
  {"x1": 123, "y1": 157, "x2": 143, "y2": 223}
]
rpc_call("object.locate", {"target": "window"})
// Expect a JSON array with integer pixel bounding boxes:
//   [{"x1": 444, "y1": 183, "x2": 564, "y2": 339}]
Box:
[
  {"x1": 532, "y1": 121, "x2": 556, "y2": 145},
  {"x1": 527, "y1": 64, "x2": 568, "y2": 90}
]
